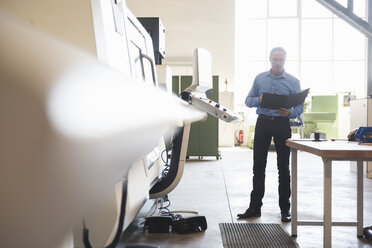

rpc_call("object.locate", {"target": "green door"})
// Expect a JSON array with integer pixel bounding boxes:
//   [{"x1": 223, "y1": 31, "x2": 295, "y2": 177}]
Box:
[{"x1": 179, "y1": 75, "x2": 219, "y2": 159}]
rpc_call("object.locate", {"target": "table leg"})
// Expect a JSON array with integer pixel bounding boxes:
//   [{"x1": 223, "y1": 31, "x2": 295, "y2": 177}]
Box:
[
  {"x1": 301, "y1": 126, "x2": 304, "y2": 138},
  {"x1": 357, "y1": 160, "x2": 364, "y2": 237},
  {"x1": 291, "y1": 148, "x2": 298, "y2": 237},
  {"x1": 323, "y1": 158, "x2": 332, "y2": 248}
]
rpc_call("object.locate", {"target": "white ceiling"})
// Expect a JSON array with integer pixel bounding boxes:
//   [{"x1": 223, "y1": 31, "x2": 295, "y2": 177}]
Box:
[{"x1": 126, "y1": 0, "x2": 236, "y2": 89}]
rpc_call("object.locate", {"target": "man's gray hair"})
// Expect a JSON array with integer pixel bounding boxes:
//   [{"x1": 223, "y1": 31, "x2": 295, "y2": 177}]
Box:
[{"x1": 270, "y1": 47, "x2": 286, "y2": 58}]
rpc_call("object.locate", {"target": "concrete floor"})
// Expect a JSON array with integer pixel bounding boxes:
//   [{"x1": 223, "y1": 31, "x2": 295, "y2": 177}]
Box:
[{"x1": 126, "y1": 147, "x2": 372, "y2": 248}]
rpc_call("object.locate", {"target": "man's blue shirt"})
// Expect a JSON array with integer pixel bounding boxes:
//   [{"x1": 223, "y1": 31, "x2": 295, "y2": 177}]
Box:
[{"x1": 245, "y1": 69, "x2": 304, "y2": 119}]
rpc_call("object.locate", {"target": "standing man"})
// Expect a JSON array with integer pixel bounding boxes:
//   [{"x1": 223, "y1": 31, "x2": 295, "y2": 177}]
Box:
[{"x1": 237, "y1": 47, "x2": 303, "y2": 222}]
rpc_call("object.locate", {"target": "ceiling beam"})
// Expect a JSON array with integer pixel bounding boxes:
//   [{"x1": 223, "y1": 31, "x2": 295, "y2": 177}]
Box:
[{"x1": 315, "y1": 0, "x2": 372, "y2": 39}]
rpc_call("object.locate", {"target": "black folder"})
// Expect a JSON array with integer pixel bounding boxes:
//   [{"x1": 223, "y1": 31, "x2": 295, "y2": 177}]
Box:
[{"x1": 260, "y1": 88, "x2": 309, "y2": 109}]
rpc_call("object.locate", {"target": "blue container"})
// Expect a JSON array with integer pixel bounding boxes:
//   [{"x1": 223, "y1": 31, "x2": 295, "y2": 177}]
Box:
[{"x1": 355, "y1": 127, "x2": 372, "y2": 143}]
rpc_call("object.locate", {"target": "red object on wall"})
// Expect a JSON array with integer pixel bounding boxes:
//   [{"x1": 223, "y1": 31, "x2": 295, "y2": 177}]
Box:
[{"x1": 238, "y1": 130, "x2": 243, "y2": 144}]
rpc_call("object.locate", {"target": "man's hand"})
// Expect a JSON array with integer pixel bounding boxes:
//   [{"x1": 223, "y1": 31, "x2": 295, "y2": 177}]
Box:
[
  {"x1": 259, "y1": 95, "x2": 263, "y2": 102},
  {"x1": 276, "y1": 108, "x2": 290, "y2": 117}
]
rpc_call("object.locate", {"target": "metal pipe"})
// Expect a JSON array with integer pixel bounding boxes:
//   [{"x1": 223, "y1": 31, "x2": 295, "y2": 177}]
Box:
[
  {"x1": 368, "y1": 0, "x2": 372, "y2": 96},
  {"x1": 347, "y1": 0, "x2": 354, "y2": 12}
]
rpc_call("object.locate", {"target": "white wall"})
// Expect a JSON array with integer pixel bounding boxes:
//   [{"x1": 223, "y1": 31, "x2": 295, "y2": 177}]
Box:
[
  {"x1": 126, "y1": 0, "x2": 235, "y2": 91},
  {"x1": 0, "y1": 0, "x2": 96, "y2": 55}
]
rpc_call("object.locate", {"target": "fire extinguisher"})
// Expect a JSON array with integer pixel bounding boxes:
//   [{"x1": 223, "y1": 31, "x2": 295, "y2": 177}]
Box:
[{"x1": 236, "y1": 130, "x2": 244, "y2": 144}]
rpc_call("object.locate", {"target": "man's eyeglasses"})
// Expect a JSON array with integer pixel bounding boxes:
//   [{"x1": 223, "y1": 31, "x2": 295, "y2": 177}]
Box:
[{"x1": 271, "y1": 58, "x2": 285, "y2": 62}]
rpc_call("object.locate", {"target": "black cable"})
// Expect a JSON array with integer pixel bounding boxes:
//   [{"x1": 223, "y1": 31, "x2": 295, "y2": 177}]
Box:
[
  {"x1": 149, "y1": 126, "x2": 184, "y2": 196},
  {"x1": 158, "y1": 195, "x2": 182, "y2": 220},
  {"x1": 160, "y1": 147, "x2": 169, "y2": 166},
  {"x1": 82, "y1": 219, "x2": 93, "y2": 248},
  {"x1": 83, "y1": 180, "x2": 128, "y2": 248},
  {"x1": 160, "y1": 148, "x2": 170, "y2": 178}
]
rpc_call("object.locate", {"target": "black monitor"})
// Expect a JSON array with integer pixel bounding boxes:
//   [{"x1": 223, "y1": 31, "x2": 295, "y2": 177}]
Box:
[{"x1": 137, "y1": 17, "x2": 166, "y2": 65}]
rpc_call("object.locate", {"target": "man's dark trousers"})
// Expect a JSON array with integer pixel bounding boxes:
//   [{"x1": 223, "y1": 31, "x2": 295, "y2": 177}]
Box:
[{"x1": 249, "y1": 115, "x2": 292, "y2": 212}]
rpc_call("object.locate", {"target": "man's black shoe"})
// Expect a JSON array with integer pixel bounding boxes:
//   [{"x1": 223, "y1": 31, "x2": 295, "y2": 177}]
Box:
[
  {"x1": 281, "y1": 211, "x2": 291, "y2": 222},
  {"x1": 237, "y1": 208, "x2": 261, "y2": 219}
]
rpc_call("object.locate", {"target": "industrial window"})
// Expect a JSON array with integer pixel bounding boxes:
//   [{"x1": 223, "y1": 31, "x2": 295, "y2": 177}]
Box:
[{"x1": 235, "y1": 0, "x2": 367, "y2": 112}]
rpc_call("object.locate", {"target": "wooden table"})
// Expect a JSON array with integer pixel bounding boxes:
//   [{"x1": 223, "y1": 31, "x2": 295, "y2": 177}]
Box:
[{"x1": 286, "y1": 139, "x2": 372, "y2": 248}]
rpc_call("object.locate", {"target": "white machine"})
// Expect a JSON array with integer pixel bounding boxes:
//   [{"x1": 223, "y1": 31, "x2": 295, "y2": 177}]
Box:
[
  {"x1": 0, "y1": 6, "x2": 204, "y2": 248},
  {"x1": 79, "y1": 2, "x2": 174, "y2": 247},
  {"x1": 80, "y1": 9, "x2": 242, "y2": 245},
  {"x1": 0, "y1": 1, "x2": 242, "y2": 247}
]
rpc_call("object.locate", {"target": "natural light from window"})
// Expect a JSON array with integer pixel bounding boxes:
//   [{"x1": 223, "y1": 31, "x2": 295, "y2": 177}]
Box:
[{"x1": 235, "y1": 0, "x2": 367, "y2": 113}]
